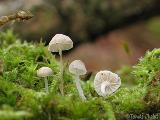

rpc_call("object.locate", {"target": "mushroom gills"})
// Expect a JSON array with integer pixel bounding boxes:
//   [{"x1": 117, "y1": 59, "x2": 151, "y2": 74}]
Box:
[{"x1": 94, "y1": 70, "x2": 121, "y2": 97}]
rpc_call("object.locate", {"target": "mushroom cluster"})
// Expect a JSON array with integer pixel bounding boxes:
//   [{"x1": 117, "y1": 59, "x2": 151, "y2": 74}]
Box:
[{"x1": 36, "y1": 33, "x2": 121, "y2": 100}]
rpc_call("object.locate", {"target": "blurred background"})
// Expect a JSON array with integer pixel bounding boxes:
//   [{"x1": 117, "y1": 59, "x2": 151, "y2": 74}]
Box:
[{"x1": 0, "y1": 0, "x2": 160, "y2": 72}]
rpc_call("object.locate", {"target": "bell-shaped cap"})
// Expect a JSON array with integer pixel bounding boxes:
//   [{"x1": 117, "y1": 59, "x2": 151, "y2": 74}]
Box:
[
  {"x1": 69, "y1": 60, "x2": 87, "y2": 75},
  {"x1": 48, "y1": 34, "x2": 73, "y2": 52},
  {"x1": 94, "y1": 70, "x2": 121, "y2": 97},
  {"x1": 37, "y1": 67, "x2": 53, "y2": 77}
]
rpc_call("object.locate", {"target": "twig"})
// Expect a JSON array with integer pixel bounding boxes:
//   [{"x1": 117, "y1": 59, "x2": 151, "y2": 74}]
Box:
[{"x1": 0, "y1": 10, "x2": 33, "y2": 27}]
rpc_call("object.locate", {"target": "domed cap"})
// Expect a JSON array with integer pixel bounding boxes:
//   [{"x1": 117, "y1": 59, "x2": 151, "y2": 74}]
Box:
[
  {"x1": 69, "y1": 60, "x2": 87, "y2": 75},
  {"x1": 37, "y1": 67, "x2": 53, "y2": 77},
  {"x1": 94, "y1": 70, "x2": 121, "y2": 97},
  {"x1": 48, "y1": 34, "x2": 73, "y2": 52}
]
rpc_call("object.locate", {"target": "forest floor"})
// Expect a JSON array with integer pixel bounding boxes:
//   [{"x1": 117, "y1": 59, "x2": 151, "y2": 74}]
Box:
[{"x1": 0, "y1": 30, "x2": 160, "y2": 120}]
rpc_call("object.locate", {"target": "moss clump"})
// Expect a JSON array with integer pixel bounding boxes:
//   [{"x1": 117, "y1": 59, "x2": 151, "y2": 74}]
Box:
[
  {"x1": 39, "y1": 95, "x2": 116, "y2": 120},
  {"x1": 0, "y1": 32, "x2": 59, "y2": 90},
  {"x1": 133, "y1": 48, "x2": 160, "y2": 116},
  {"x1": 0, "y1": 30, "x2": 160, "y2": 120},
  {"x1": 0, "y1": 109, "x2": 31, "y2": 120},
  {"x1": 117, "y1": 66, "x2": 138, "y2": 86},
  {"x1": 133, "y1": 49, "x2": 160, "y2": 85}
]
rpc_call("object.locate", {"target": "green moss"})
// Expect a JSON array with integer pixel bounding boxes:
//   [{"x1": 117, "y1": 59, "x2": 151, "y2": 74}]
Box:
[
  {"x1": 0, "y1": 30, "x2": 19, "y2": 48},
  {"x1": 0, "y1": 35, "x2": 59, "y2": 90},
  {"x1": 0, "y1": 109, "x2": 31, "y2": 120},
  {"x1": 132, "y1": 48, "x2": 160, "y2": 117},
  {"x1": 133, "y1": 48, "x2": 160, "y2": 85},
  {"x1": 117, "y1": 66, "x2": 138, "y2": 86},
  {"x1": 38, "y1": 95, "x2": 116, "y2": 120},
  {"x1": 108, "y1": 86, "x2": 146, "y2": 113}
]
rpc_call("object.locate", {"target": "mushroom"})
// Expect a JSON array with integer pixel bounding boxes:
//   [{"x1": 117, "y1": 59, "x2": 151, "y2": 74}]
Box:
[
  {"x1": 94, "y1": 70, "x2": 121, "y2": 97},
  {"x1": 48, "y1": 34, "x2": 73, "y2": 95},
  {"x1": 37, "y1": 67, "x2": 53, "y2": 92},
  {"x1": 69, "y1": 60, "x2": 87, "y2": 100}
]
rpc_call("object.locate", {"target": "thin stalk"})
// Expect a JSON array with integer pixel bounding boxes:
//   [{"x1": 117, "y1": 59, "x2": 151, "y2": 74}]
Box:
[
  {"x1": 75, "y1": 75, "x2": 86, "y2": 100},
  {"x1": 59, "y1": 49, "x2": 64, "y2": 95},
  {"x1": 44, "y1": 77, "x2": 49, "y2": 93},
  {"x1": 101, "y1": 81, "x2": 110, "y2": 94}
]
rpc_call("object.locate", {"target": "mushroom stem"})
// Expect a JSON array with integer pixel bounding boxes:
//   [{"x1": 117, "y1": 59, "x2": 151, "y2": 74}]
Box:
[
  {"x1": 101, "y1": 81, "x2": 110, "y2": 94},
  {"x1": 75, "y1": 75, "x2": 86, "y2": 100},
  {"x1": 44, "y1": 77, "x2": 49, "y2": 93},
  {"x1": 59, "y1": 49, "x2": 64, "y2": 95}
]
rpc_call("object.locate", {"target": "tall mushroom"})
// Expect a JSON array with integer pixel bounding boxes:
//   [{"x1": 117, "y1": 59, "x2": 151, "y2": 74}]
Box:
[
  {"x1": 94, "y1": 70, "x2": 121, "y2": 97},
  {"x1": 37, "y1": 67, "x2": 53, "y2": 93},
  {"x1": 48, "y1": 34, "x2": 73, "y2": 95},
  {"x1": 69, "y1": 60, "x2": 87, "y2": 100}
]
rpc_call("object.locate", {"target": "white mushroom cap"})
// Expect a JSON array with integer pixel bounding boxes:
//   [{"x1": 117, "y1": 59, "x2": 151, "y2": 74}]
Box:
[
  {"x1": 37, "y1": 67, "x2": 53, "y2": 77},
  {"x1": 94, "y1": 70, "x2": 121, "y2": 97},
  {"x1": 48, "y1": 34, "x2": 73, "y2": 52},
  {"x1": 69, "y1": 60, "x2": 87, "y2": 75}
]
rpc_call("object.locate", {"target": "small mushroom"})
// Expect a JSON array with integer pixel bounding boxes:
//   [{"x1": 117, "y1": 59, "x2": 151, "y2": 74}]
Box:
[
  {"x1": 48, "y1": 34, "x2": 73, "y2": 95},
  {"x1": 94, "y1": 70, "x2": 121, "y2": 97},
  {"x1": 69, "y1": 60, "x2": 87, "y2": 100},
  {"x1": 37, "y1": 67, "x2": 53, "y2": 92}
]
